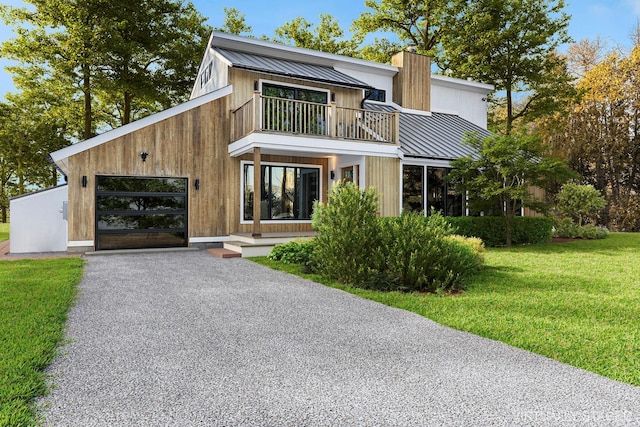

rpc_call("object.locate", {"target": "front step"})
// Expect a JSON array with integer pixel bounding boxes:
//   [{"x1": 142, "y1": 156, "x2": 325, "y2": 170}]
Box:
[
  {"x1": 223, "y1": 241, "x2": 275, "y2": 257},
  {"x1": 207, "y1": 248, "x2": 241, "y2": 258}
]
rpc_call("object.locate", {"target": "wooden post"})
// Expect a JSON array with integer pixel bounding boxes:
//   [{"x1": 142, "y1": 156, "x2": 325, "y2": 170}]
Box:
[
  {"x1": 253, "y1": 91, "x2": 261, "y2": 132},
  {"x1": 393, "y1": 110, "x2": 400, "y2": 144},
  {"x1": 329, "y1": 101, "x2": 337, "y2": 138},
  {"x1": 252, "y1": 147, "x2": 262, "y2": 237}
]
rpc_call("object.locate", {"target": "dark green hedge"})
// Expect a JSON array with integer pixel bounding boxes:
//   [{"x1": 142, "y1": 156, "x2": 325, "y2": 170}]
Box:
[{"x1": 445, "y1": 216, "x2": 554, "y2": 247}]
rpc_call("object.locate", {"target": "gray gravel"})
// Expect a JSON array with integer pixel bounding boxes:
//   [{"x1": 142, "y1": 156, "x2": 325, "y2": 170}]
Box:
[{"x1": 38, "y1": 251, "x2": 640, "y2": 426}]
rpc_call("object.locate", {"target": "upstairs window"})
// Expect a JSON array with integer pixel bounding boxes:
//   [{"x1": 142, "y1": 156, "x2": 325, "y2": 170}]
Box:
[{"x1": 365, "y1": 88, "x2": 386, "y2": 103}]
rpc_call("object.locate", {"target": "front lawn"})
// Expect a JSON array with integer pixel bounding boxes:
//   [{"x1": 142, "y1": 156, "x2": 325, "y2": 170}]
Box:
[
  {"x1": 253, "y1": 233, "x2": 640, "y2": 386},
  {"x1": 0, "y1": 258, "x2": 84, "y2": 426},
  {"x1": 0, "y1": 223, "x2": 9, "y2": 242}
]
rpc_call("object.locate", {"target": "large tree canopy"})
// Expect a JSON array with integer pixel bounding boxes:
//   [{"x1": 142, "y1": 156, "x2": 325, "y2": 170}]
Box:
[{"x1": 439, "y1": 0, "x2": 573, "y2": 134}]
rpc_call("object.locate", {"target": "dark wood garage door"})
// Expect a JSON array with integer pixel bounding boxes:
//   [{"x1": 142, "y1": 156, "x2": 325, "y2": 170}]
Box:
[{"x1": 95, "y1": 176, "x2": 188, "y2": 250}]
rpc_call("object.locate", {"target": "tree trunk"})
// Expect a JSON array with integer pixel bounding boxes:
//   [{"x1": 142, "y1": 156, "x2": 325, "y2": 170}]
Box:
[
  {"x1": 123, "y1": 91, "x2": 132, "y2": 125},
  {"x1": 83, "y1": 63, "x2": 92, "y2": 140},
  {"x1": 506, "y1": 87, "x2": 513, "y2": 135}
]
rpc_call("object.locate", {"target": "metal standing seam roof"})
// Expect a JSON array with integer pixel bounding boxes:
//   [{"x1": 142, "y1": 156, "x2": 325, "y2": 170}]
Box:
[
  {"x1": 364, "y1": 102, "x2": 491, "y2": 160},
  {"x1": 215, "y1": 48, "x2": 373, "y2": 90}
]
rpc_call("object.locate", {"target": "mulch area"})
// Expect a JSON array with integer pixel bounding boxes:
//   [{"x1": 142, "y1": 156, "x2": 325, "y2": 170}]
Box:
[{"x1": 0, "y1": 240, "x2": 81, "y2": 261}]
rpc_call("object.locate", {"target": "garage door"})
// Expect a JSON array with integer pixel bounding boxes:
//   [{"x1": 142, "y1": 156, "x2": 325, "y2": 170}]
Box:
[{"x1": 95, "y1": 176, "x2": 188, "y2": 250}]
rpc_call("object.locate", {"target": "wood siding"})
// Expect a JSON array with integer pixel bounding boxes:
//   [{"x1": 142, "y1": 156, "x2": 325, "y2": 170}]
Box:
[
  {"x1": 391, "y1": 51, "x2": 431, "y2": 111},
  {"x1": 365, "y1": 156, "x2": 400, "y2": 217},
  {"x1": 228, "y1": 68, "x2": 364, "y2": 111}
]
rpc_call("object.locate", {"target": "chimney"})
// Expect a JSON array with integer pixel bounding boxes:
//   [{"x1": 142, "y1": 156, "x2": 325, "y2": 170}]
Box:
[{"x1": 391, "y1": 50, "x2": 431, "y2": 111}]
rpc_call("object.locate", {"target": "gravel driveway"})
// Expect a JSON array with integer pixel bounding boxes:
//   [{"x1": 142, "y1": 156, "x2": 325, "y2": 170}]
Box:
[{"x1": 39, "y1": 251, "x2": 640, "y2": 426}]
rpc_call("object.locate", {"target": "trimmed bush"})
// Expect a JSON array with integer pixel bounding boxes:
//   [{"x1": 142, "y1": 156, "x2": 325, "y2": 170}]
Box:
[
  {"x1": 375, "y1": 213, "x2": 484, "y2": 293},
  {"x1": 446, "y1": 216, "x2": 554, "y2": 247},
  {"x1": 311, "y1": 181, "x2": 382, "y2": 286},
  {"x1": 553, "y1": 218, "x2": 608, "y2": 239}
]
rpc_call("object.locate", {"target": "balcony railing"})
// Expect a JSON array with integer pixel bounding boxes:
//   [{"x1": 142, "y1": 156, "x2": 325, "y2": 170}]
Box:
[{"x1": 231, "y1": 93, "x2": 399, "y2": 144}]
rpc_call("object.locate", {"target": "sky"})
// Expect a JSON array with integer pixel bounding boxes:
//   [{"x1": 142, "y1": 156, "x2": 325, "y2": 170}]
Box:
[{"x1": 1, "y1": 0, "x2": 639, "y2": 99}]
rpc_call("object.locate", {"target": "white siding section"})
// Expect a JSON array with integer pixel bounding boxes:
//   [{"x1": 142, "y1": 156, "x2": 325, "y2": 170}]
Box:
[
  {"x1": 334, "y1": 66, "x2": 394, "y2": 101},
  {"x1": 431, "y1": 75, "x2": 493, "y2": 129},
  {"x1": 190, "y1": 49, "x2": 229, "y2": 99},
  {"x1": 9, "y1": 186, "x2": 68, "y2": 253}
]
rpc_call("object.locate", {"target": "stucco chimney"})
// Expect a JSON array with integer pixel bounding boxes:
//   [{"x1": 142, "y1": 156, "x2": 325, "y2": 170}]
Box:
[{"x1": 391, "y1": 51, "x2": 431, "y2": 111}]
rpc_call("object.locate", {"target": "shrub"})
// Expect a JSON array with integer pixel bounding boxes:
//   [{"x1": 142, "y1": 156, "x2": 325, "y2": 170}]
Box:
[
  {"x1": 445, "y1": 235, "x2": 485, "y2": 262},
  {"x1": 446, "y1": 216, "x2": 554, "y2": 247},
  {"x1": 556, "y1": 183, "x2": 606, "y2": 226},
  {"x1": 268, "y1": 239, "x2": 316, "y2": 271},
  {"x1": 553, "y1": 218, "x2": 609, "y2": 239},
  {"x1": 311, "y1": 181, "x2": 382, "y2": 286},
  {"x1": 376, "y1": 213, "x2": 484, "y2": 293}
]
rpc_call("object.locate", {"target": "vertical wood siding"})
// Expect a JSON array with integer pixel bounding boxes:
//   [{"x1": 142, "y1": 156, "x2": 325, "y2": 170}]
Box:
[{"x1": 365, "y1": 156, "x2": 400, "y2": 217}]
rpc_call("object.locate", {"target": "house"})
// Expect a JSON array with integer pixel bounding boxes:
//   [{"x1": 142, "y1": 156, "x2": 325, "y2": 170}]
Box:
[{"x1": 9, "y1": 32, "x2": 492, "y2": 255}]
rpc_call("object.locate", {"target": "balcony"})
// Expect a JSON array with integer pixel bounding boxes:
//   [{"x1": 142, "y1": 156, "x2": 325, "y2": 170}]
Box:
[{"x1": 230, "y1": 93, "x2": 400, "y2": 145}]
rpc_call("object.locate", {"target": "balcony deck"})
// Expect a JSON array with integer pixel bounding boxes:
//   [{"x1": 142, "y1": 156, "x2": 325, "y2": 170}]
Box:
[{"x1": 231, "y1": 94, "x2": 400, "y2": 146}]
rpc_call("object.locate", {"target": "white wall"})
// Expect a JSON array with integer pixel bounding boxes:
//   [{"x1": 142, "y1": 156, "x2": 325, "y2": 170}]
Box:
[
  {"x1": 9, "y1": 185, "x2": 68, "y2": 253},
  {"x1": 431, "y1": 75, "x2": 493, "y2": 129}
]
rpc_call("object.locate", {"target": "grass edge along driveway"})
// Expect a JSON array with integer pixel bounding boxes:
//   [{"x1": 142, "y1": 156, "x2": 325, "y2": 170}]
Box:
[
  {"x1": 0, "y1": 257, "x2": 85, "y2": 427},
  {"x1": 253, "y1": 232, "x2": 640, "y2": 387}
]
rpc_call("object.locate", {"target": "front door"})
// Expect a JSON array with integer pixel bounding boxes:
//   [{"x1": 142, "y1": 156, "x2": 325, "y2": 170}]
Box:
[{"x1": 95, "y1": 176, "x2": 188, "y2": 250}]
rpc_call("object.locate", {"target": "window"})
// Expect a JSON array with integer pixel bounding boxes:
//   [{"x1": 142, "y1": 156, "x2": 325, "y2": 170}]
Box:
[
  {"x1": 261, "y1": 83, "x2": 328, "y2": 135},
  {"x1": 402, "y1": 165, "x2": 424, "y2": 213},
  {"x1": 402, "y1": 165, "x2": 464, "y2": 216},
  {"x1": 243, "y1": 164, "x2": 320, "y2": 221},
  {"x1": 365, "y1": 88, "x2": 386, "y2": 102}
]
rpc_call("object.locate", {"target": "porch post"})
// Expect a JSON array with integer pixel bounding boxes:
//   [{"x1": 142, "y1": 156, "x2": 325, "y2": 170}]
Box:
[{"x1": 252, "y1": 147, "x2": 262, "y2": 237}]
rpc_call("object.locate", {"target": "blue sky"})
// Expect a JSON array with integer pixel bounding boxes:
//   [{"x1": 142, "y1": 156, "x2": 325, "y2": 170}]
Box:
[{"x1": 1, "y1": 0, "x2": 639, "y2": 99}]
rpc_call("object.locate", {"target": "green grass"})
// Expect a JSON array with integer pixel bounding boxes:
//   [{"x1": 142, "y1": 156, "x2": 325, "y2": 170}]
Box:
[
  {"x1": 0, "y1": 224, "x2": 8, "y2": 242},
  {"x1": 0, "y1": 258, "x2": 85, "y2": 426},
  {"x1": 253, "y1": 233, "x2": 640, "y2": 386}
]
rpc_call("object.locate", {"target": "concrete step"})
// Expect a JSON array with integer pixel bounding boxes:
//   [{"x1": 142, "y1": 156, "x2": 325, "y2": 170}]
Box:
[{"x1": 224, "y1": 241, "x2": 275, "y2": 258}]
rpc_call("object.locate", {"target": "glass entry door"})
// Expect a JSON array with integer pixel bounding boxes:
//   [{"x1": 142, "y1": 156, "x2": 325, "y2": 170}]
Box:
[{"x1": 95, "y1": 176, "x2": 188, "y2": 250}]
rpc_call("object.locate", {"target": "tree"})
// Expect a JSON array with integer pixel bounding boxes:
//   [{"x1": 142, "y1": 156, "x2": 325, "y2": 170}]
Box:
[
  {"x1": 273, "y1": 14, "x2": 362, "y2": 56},
  {"x1": 351, "y1": 0, "x2": 466, "y2": 65},
  {"x1": 556, "y1": 183, "x2": 605, "y2": 226},
  {"x1": 440, "y1": 0, "x2": 573, "y2": 134},
  {"x1": 213, "y1": 7, "x2": 252, "y2": 35},
  {"x1": 1, "y1": 0, "x2": 210, "y2": 137},
  {"x1": 447, "y1": 133, "x2": 573, "y2": 246}
]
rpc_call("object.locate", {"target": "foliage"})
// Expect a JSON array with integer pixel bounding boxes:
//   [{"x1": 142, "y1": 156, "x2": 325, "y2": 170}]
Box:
[
  {"x1": 448, "y1": 132, "x2": 573, "y2": 246},
  {"x1": 0, "y1": 258, "x2": 84, "y2": 426},
  {"x1": 213, "y1": 7, "x2": 252, "y2": 35},
  {"x1": 1, "y1": 0, "x2": 210, "y2": 139},
  {"x1": 311, "y1": 181, "x2": 382, "y2": 286},
  {"x1": 0, "y1": 223, "x2": 8, "y2": 241},
  {"x1": 556, "y1": 183, "x2": 605, "y2": 226},
  {"x1": 553, "y1": 218, "x2": 608, "y2": 239},
  {"x1": 273, "y1": 14, "x2": 363, "y2": 56},
  {"x1": 351, "y1": 0, "x2": 466, "y2": 65},
  {"x1": 446, "y1": 216, "x2": 554, "y2": 247},
  {"x1": 268, "y1": 239, "x2": 316, "y2": 272},
  {"x1": 376, "y1": 213, "x2": 482, "y2": 293},
  {"x1": 547, "y1": 42, "x2": 640, "y2": 230},
  {"x1": 253, "y1": 233, "x2": 640, "y2": 386},
  {"x1": 439, "y1": 0, "x2": 574, "y2": 134}
]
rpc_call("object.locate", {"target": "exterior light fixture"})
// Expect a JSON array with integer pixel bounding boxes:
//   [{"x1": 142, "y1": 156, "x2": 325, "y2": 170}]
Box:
[
  {"x1": 81, "y1": 175, "x2": 87, "y2": 188},
  {"x1": 330, "y1": 171, "x2": 335, "y2": 180},
  {"x1": 140, "y1": 151, "x2": 148, "y2": 162},
  {"x1": 194, "y1": 179, "x2": 200, "y2": 190}
]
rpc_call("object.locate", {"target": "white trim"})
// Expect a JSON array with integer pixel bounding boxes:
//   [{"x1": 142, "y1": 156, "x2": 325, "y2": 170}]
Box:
[
  {"x1": 431, "y1": 74, "x2": 494, "y2": 93},
  {"x1": 50, "y1": 85, "x2": 234, "y2": 174},
  {"x1": 229, "y1": 133, "x2": 402, "y2": 159},
  {"x1": 68, "y1": 240, "x2": 94, "y2": 247},
  {"x1": 189, "y1": 236, "x2": 230, "y2": 243},
  {"x1": 431, "y1": 107, "x2": 460, "y2": 116},
  {"x1": 240, "y1": 160, "x2": 322, "y2": 225},
  {"x1": 401, "y1": 107, "x2": 432, "y2": 116}
]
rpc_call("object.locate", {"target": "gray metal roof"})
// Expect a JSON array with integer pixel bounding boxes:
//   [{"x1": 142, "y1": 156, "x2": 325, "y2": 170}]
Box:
[
  {"x1": 216, "y1": 48, "x2": 372, "y2": 89},
  {"x1": 364, "y1": 102, "x2": 490, "y2": 160}
]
